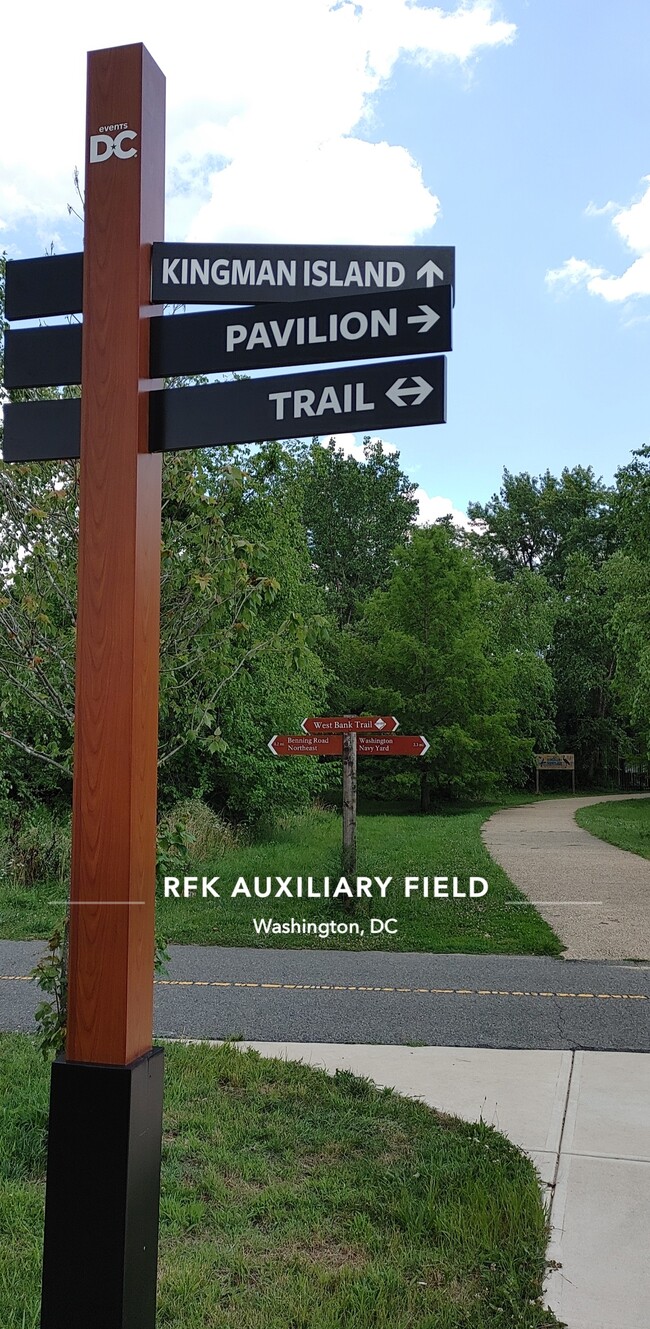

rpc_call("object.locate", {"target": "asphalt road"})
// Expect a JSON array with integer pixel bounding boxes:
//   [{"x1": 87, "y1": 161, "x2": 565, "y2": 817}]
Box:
[{"x1": 2, "y1": 940, "x2": 649, "y2": 1051}]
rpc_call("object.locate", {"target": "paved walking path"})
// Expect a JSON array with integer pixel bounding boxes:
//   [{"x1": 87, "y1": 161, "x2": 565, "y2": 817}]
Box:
[
  {"x1": 235, "y1": 1040, "x2": 650, "y2": 1329},
  {"x1": 482, "y1": 795, "x2": 650, "y2": 961}
]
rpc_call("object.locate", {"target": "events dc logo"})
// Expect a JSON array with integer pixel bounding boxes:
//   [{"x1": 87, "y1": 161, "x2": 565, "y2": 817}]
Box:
[{"x1": 89, "y1": 125, "x2": 138, "y2": 163}]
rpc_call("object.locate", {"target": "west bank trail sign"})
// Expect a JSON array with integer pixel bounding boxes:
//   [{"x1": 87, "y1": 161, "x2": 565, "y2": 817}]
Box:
[
  {"x1": 269, "y1": 720, "x2": 430, "y2": 880},
  {"x1": 1, "y1": 40, "x2": 454, "y2": 1329}
]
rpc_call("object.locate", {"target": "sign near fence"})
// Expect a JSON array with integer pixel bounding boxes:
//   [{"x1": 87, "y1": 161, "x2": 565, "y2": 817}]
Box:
[{"x1": 534, "y1": 753, "x2": 576, "y2": 793}]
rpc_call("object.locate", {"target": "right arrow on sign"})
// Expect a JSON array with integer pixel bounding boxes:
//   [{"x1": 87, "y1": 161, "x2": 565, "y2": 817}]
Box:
[
  {"x1": 407, "y1": 305, "x2": 440, "y2": 333},
  {"x1": 385, "y1": 376, "x2": 434, "y2": 408},
  {"x1": 357, "y1": 734, "x2": 430, "y2": 757}
]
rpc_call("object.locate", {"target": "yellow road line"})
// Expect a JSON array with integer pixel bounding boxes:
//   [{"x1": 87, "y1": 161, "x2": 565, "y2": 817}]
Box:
[{"x1": 2, "y1": 974, "x2": 647, "y2": 1001}]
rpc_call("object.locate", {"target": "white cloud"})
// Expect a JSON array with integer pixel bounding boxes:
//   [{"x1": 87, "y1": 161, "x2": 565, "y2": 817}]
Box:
[
  {"x1": 1, "y1": 2, "x2": 516, "y2": 247},
  {"x1": 547, "y1": 176, "x2": 650, "y2": 304},
  {"x1": 414, "y1": 487, "x2": 471, "y2": 527},
  {"x1": 584, "y1": 200, "x2": 618, "y2": 219}
]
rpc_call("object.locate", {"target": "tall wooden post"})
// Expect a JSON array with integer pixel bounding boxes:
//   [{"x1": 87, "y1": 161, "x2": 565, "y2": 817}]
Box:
[
  {"x1": 41, "y1": 43, "x2": 166, "y2": 1329},
  {"x1": 342, "y1": 732, "x2": 357, "y2": 877}
]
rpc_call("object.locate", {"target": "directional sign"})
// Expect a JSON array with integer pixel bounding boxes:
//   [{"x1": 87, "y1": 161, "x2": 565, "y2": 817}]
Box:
[
  {"x1": 4, "y1": 245, "x2": 454, "y2": 323},
  {"x1": 4, "y1": 253, "x2": 84, "y2": 321},
  {"x1": 301, "y1": 716, "x2": 400, "y2": 734},
  {"x1": 4, "y1": 285, "x2": 452, "y2": 389},
  {"x1": 152, "y1": 242, "x2": 455, "y2": 306},
  {"x1": 149, "y1": 355, "x2": 446, "y2": 452},
  {"x1": 268, "y1": 734, "x2": 342, "y2": 756},
  {"x1": 269, "y1": 733, "x2": 429, "y2": 756},
  {"x1": 357, "y1": 735, "x2": 430, "y2": 757},
  {"x1": 2, "y1": 355, "x2": 446, "y2": 462},
  {"x1": 535, "y1": 753, "x2": 575, "y2": 770}
]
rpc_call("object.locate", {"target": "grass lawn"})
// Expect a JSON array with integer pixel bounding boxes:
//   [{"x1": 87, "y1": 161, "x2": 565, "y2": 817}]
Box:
[
  {"x1": 575, "y1": 796, "x2": 650, "y2": 860},
  {"x1": 0, "y1": 802, "x2": 561, "y2": 955},
  {"x1": 0, "y1": 1033, "x2": 561, "y2": 1328}
]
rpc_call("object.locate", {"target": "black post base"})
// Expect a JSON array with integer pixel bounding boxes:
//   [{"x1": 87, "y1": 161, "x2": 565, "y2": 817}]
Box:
[{"x1": 40, "y1": 1047, "x2": 164, "y2": 1329}]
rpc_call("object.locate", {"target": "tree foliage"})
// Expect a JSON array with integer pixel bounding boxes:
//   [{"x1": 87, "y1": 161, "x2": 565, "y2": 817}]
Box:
[
  {"x1": 339, "y1": 524, "x2": 541, "y2": 807},
  {"x1": 302, "y1": 437, "x2": 418, "y2": 625}
]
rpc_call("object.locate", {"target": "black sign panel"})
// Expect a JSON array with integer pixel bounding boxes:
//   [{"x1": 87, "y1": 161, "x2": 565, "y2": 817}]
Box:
[
  {"x1": 2, "y1": 398, "x2": 81, "y2": 462},
  {"x1": 152, "y1": 285, "x2": 452, "y2": 378},
  {"x1": 149, "y1": 355, "x2": 446, "y2": 452},
  {"x1": 4, "y1": 287, "x2": 452, "y2": 389},
  {"x1": 5, "y1": 254, "x2": 84, "y2": 321},
  {"x1": 4, "y1": 323, "x2": 81, "y2": 389},
  {"x1": 152, "y1": 243, "x2": 455, "y2": 306}
]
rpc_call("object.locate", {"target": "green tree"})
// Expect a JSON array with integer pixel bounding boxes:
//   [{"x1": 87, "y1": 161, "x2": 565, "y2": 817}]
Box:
[
  {"x1": 341, "y1": 524, "x2": 535, "y2": 809},
  {"x1": 468, "y1": 464, "x2": 622, "y2": 782},
  {"x1": 605, "y1": 445, "x2": 650, "y2": 754},
  {"x1": 0, "y1": 254, "x2": 330, "y2": 819},
  {"x1": 302, "y1": 437, "x2": 418, "y2": 626},
  {"x1": 549, "y1": 554, "x2": 622, "y2": 782},
  {"x1": 468, "y1": 465, "x2": 616, "y2": 586}
]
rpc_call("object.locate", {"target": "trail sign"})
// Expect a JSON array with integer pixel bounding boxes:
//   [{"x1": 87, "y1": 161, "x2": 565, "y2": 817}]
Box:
[
  {"x1": 534, "y1": 752, "x2": 575, "y2": 794},
  {"x1": 269, "y1": 733, "x2": 429, "y2": 757},
  {"x1": 152, "y1": 241, "x2": 455, "y2": 305},
  {"x1": 3, "y1": 354, "x2": 446, "y2": 461},
  {"x1": 269, "y1": 724, "x2": 431, "y2": 874},
  {"x1": 301, "y1": 715, "x2": 400, "y2": 734},
  {"x1": 149, "y1": 355, "x2": 446, "y2": 451},
  {"x1": 358, "y1": 734, "x2": 430, "y2": 756},
  {"x1": 535, "y1": 753, "x2": 575, "y2": 769},
  {"x1": 4, "y1": 285, "x2": 452, "y2": 389},
  {"x1": 268, "y1": 734, "x2": 342, "y2": 756}
]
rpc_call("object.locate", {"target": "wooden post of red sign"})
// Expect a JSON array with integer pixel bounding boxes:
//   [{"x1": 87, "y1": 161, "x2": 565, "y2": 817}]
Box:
[
  {"x1": 342, "y1": 732, "x2": 357, "y2": 878},
  {"x1": 40, "y1": 43, "x2": 165, "y2": 1329}
]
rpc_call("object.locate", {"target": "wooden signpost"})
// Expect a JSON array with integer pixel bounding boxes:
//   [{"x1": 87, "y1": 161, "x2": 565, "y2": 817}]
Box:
[
  {"x1": 2, "y1": 42, "x2": 453, "y2": 1329},
  {"x1": 270, "y1": 719, "x2": 430, "y2": 874},
  {"x1": 38, "y1": 43, "x2": 167, "y2": 1329}
]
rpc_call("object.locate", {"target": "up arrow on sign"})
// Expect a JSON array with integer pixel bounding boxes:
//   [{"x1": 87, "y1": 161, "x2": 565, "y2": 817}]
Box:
[{"x1": 417, "y1": 260, "x2": 445, "y2": 285}]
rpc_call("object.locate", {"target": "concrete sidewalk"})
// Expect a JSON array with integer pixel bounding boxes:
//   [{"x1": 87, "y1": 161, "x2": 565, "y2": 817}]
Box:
[
  {"x1": 237, "y1": 1041, "x2": 650, "y2": 1329},
  {"x1": 482, "y1": 795, "x2": 650, "y2": 961}
]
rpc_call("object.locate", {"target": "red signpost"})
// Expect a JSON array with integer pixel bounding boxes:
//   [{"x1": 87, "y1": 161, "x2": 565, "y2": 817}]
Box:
[{"x1": 270, "y1": 720, "x2": 430, "y2": 873}]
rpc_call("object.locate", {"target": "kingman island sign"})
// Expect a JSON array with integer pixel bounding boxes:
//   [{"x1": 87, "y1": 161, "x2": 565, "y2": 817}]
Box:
[{"x1": 1, "y1": 42, "x2": 454, "y2": 1329}]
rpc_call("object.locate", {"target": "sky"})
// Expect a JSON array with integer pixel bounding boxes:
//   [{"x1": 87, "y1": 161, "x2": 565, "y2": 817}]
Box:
[{"x1": 2, "y1": 0, "x2": 649, "y2": 525}]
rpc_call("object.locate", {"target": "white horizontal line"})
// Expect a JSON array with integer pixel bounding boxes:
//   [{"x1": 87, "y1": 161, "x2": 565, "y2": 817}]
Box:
[{"x1": 47, "y1": 900, "x2": 146, "y2": 906}]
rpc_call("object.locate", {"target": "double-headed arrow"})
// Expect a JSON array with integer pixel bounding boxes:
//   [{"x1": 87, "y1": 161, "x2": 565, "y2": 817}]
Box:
[{"x1": 4, "y1": 354, "x2": 446, "y2": 461}]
